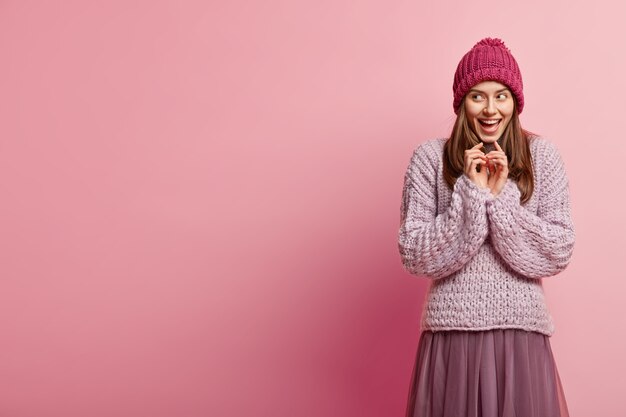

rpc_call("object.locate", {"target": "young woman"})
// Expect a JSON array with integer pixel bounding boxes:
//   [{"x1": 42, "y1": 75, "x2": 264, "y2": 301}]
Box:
[{"x1": 398, "y1": 38, "x2": 574, "y2": 417}]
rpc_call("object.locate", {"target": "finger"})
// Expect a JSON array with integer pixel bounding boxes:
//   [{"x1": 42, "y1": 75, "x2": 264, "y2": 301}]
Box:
[
  {"x1": 467, "y1": 147, "x2": 487, "y2": 153},
  {"x1": 491, "y1": 155, "x2": 508, "y2": 165},
  {"x1": 466, "y1": 151, "x2": 488, "y2": 161},
  {"x1": 471, "y1": 158, "x2": 488, "y2": 169},
  {"x1": 489, "y1": 159, "x2": 503, "y2": 170},
  {"x1": 470, "y1": 157, "x2": 483, "y2": 169},
  {"x1": 486, "y1": 154, "x2": 506, "y2": 164},
  {"x1": 465, "y1": 148, "x2": 487, "y2": 157},
  {"x1": 471, "y1": 155, "x2": 488, "y2": 162},
  {"x1": 491, "y1": 159, "x2": 509, "y2": 174},
  {"x1": 471, "y1": 142, "x2": 484, "y2": 150},
  {"x1": 485, "y1": 153, "x2": 506, "y2": 163},
  {"x1": 494, "y1": 140, "x2": 503, "y2": 151},
  {"x1": 465, "y1": 155, "x2": 487, "y2": 170},
  {"x1": 469, "y1": 157, "x2": 486, "y2": 173}
]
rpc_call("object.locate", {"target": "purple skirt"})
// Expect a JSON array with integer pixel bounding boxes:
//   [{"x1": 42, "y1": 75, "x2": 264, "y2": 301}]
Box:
[{"x1": 405, "y1": 329, "x2": 570, "y2": 417}]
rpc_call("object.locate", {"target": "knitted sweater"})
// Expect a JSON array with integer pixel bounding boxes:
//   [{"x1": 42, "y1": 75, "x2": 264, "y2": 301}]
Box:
[{"x1": 398, "y1": 136, "x2": 575, "y2": 336}]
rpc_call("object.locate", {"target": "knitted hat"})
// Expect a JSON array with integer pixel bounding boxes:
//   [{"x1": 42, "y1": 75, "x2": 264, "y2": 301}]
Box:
[{"x1": 452, "y1": 37, "x2": 524, "y2": 115}]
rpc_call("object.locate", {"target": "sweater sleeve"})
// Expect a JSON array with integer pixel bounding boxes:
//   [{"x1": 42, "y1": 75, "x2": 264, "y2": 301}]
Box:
[
  {"x1": 398, "y1": 142, "x2": 493, "y2": 280},
  {"x1": 486, "y1": 140, "x2": 576, "y2": 279}
]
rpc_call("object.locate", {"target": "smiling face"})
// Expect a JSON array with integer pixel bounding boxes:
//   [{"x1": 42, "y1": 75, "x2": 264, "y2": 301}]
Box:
[{"x1": 463, "y1": 80, "x2": 515, "y2": 143}]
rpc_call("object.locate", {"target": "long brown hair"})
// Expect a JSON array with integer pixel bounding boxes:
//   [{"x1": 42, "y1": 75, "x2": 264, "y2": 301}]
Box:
[{"x1": 442, "y1": 98, "x2": 538, "y2": 205}]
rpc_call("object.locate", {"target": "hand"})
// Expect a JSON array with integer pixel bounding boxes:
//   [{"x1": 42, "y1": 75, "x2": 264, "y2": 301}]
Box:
[
  {"x1": 485, "y1": 140, "x2": 509, "y2": 197},
  {"x1": 464, "y1": 142, "x2": 489, "y2": 189}
]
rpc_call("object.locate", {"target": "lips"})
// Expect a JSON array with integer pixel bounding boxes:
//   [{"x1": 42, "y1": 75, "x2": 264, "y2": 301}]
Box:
[{"x1": 478, "y1": 119, "x2": 501, "y2": 133}]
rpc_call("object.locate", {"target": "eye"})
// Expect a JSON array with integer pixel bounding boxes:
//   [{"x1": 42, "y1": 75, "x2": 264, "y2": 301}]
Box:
[
  {"x1": 497, "y1": 93, "x2": 508, "y2": 100},
  {"x1": 471, "y1": 94, "x2": 484, "y2": 101}
]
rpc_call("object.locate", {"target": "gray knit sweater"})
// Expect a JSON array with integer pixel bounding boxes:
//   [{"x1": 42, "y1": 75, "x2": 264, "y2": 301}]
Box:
[{"x1": 398, "y1": 136, "x2": 575, "y2": 336}]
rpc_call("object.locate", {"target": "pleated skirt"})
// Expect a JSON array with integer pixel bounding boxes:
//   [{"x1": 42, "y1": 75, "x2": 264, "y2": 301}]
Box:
[{"x1": 405, "y1": 328, "x2": 570, "y2": 417}]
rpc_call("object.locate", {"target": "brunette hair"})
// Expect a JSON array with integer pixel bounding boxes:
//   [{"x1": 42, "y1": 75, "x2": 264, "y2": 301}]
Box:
[{"x1": 442, "y1": 97, "x2": 538, "y2": 205}]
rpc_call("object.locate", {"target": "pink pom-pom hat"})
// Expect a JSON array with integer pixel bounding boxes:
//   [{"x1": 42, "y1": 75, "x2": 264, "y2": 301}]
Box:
[{"x1": 452, "y1": 37, "x2": 524, "y2": 115}]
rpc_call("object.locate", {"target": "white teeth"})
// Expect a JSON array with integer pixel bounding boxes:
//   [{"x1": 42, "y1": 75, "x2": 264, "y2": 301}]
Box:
[{"x1": 481, "y1": 119, "x2": 499, "y2": 125}]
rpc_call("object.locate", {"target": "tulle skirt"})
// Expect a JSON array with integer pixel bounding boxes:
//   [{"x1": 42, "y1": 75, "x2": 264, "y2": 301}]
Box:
[{"x1": 405, "y1": 328, "x2": 570, "y2": 417}]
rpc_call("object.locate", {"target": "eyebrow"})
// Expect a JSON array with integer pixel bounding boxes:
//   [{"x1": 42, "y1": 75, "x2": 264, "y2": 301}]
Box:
[{"x1": 468, "y1": 87, "x2": 510, "y2": 93}]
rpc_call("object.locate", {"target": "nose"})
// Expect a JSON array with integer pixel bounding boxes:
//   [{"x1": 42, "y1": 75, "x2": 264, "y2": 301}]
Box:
[{"x1": 483, "y1": 98, "x2": 497, "y2": 115}]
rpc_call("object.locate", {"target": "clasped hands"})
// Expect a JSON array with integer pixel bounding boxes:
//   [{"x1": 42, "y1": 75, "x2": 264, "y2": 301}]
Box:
[{"x1": 464, "y1": 141, "x2": 508, "y2": 198}]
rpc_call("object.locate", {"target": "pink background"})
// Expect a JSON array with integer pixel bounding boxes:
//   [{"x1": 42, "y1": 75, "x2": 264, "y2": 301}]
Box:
[{"x1": 0, "y1": 1, "x2": 624, "y2": 416}]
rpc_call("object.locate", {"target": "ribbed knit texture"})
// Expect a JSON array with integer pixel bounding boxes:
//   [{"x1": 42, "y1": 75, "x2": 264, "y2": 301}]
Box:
[
  {"x1": 398, "y1": 137, "x2": 575, "y2": 336},
  {"x1": 452, "y1": 38, "x2": 524, "y2": 114}
]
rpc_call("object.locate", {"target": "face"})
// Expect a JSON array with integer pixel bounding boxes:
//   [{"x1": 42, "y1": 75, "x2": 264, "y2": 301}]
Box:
[{"x1": 463, "y1": 80, "x2": 515, "y2": 143}]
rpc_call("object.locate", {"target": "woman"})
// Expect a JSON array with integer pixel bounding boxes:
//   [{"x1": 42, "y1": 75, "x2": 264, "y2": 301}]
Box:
[{"x1": 398, "y1": 38, "x2": 574, "y2": 417}]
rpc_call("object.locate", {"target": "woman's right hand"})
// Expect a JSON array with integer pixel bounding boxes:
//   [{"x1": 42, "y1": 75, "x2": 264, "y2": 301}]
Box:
[{"x1": 464, "y1": 142, "x2": 489, "y2": 189}]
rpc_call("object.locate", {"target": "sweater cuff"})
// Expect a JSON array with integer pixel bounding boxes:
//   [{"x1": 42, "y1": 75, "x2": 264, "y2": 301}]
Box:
[
  {"x1": 457, "y1": 174, "x2": 495, "y2": 202},
  {"x1": 486, "y1": 178, "x2": 521, "y2": 211}
]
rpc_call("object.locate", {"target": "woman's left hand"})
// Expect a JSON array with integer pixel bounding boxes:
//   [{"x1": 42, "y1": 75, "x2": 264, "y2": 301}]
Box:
[{"x1": 486, "y1": 141, "x2": 509, "y2": 197}]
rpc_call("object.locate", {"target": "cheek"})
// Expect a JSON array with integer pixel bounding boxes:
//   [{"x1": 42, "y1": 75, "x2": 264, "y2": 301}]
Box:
[
  {"x1": 464, "y1": 105, "x2": 481, "y2": 120},
  {"x1": 503, "y1": 102, "x2": 515, "y2": 116}
]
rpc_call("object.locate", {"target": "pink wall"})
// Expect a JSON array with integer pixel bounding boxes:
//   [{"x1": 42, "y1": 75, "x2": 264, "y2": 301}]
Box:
[{"x1": 0, "y1": 0, "x2": 623, "y2": 416}]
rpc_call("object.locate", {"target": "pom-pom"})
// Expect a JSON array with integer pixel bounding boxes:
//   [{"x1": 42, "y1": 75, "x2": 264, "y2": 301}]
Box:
[{"x1": 475, "y1": 37, "x2": 509, "y2": 51}]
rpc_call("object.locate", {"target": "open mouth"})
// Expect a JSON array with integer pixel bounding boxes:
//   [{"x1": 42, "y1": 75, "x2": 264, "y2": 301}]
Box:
[{"x1": 478, "y1": 119, "x2": 501, "y2": 133}]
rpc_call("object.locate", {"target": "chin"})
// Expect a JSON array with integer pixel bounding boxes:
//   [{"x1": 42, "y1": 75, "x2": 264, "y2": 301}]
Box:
[{"x1": 478, "y1": 136, "x2": 498, "y2": 142}]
